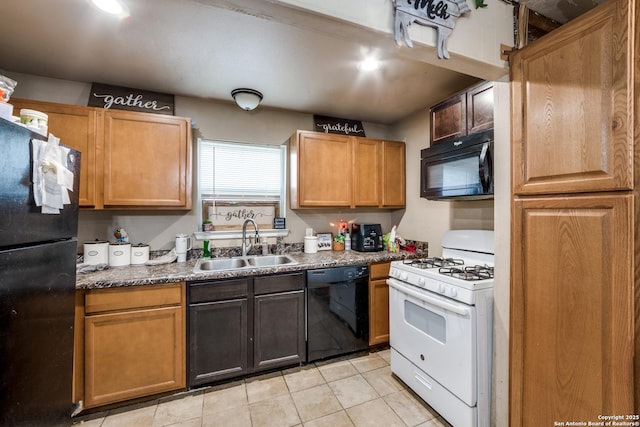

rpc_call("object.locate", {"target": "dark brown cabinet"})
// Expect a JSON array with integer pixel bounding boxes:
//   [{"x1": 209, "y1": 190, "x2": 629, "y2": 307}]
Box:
[
  {"x1": 187, "y1": 272, "x2": 305, "y2": 388},
  {"x1": 188, "y1": 278, "x2": 249, "y2": 386},
  {"x1": 253, "y1": 273, "x2": 305, "y2": 371},
  {"x1": 429, "y1": 80, "x2": 494, "y2": 146}
]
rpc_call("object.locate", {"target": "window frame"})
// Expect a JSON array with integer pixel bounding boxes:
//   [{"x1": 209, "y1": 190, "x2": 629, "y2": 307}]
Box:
[{"x1": 196, "y1": 138, "x2": 288, "y2": 237}]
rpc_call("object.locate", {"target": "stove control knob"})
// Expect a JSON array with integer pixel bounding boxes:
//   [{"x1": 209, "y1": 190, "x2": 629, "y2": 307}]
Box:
[
  {"x1": 449, "y1": 288, "x2": 458, "y2": 298},
  {"x1": 389, "y1": 269, "x2": 396, "y2": 278},
  {"x1": 418, "y1": 277, "x2": 426, "y2": 286},
  {"x1": 400, "y1": 272, "x2": 409, "y2": 281},
  {"x1": 438, "y1": 284, "x2": 446, "y2": 294}
]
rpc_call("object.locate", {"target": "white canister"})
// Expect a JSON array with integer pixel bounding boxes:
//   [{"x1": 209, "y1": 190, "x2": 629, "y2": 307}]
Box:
[
  {"x1": 84, "y1": 240, "x2": 109, "y2": 265},
  {"x1": 130, "y1": 243, "x2": 150, "y2": 265},
  {"x1": 108, "y1": 242, "x2": 131, "y2": 267},
  {"x1": 20, "y1": 108, "x2": 48, "y2": 135},
  {"x1": 304, "y1": 236, "x2": 318, "y2": 254}
]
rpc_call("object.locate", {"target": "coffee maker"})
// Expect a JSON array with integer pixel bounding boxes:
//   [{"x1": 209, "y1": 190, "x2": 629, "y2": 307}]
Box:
[{"x1": 350, "y1": 224, "x2": 383, "y2": 252}]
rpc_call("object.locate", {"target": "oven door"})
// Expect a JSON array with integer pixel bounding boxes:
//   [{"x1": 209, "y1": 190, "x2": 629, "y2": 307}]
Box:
[
  {"x1": 420, "y1": 131, "x2": 493, "y2": 200},
  {"x1": 388, "y1": 278, "x2": 477, "y2": 406}
]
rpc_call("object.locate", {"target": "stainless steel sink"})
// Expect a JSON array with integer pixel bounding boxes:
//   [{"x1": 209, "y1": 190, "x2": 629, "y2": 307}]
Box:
[
  {"x1": 193, "y1": 254, "x2": 297, "y2": 273},
  {"x1": 245, "y1": 255, "x2": 297, "y2": 267},
  {"x1": 194, "y1": 257, "x2": 249, "y2": 271}
]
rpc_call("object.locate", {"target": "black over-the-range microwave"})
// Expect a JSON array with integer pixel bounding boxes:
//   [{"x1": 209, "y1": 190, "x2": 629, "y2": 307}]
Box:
[{"x1": 420, "y1": 129, "x2": 494, "y2": 200}]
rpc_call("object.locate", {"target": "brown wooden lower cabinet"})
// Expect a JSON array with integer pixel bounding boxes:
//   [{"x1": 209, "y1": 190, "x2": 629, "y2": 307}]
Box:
[
  {"x1": 511, "y1": 194, "x2": 634, "y2": 424},
  {"x1": 81, "y1": 283, "x2": 186, "y2": 409},
  {"x1": 369, "y1": 262, "x2": 391, "y2": 346}
]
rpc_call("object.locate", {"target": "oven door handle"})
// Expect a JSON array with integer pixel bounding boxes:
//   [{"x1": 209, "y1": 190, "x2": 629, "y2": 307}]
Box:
[{"x1": 387, "y1": 278, "x2": 470, "y2": 317}]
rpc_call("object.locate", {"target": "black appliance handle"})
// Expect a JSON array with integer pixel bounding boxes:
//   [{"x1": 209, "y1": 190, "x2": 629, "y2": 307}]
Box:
[{"x1": 478, "y1": 142, "x2": 492, "y2": 192}]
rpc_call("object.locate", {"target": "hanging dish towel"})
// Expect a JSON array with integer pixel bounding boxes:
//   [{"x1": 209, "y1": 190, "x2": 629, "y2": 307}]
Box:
[{"x1": 32, "y1": 134, "x2": 75, "y2": 214}]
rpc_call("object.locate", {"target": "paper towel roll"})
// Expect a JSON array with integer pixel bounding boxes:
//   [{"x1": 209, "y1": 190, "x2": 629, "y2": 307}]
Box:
[{"x1": 304, "y1": 236, "x2": 318, "y2": 254}]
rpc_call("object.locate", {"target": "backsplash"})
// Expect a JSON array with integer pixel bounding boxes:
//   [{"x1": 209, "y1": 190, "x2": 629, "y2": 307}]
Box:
[{"x1": 77, "y1": 238, "x2": 428, "y2": 263}]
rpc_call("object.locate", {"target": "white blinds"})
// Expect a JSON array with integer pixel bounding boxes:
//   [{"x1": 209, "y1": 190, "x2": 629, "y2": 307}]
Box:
[{"x1": 199, "y1": 140, "x2": 283, "y2": 199}]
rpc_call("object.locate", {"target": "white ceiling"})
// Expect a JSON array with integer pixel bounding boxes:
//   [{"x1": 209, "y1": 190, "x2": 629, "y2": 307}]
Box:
[
  {"x1": 0, "y1": 0, "x2": 601, "y2": 124},
  {"x1": 0, "y1": 0, "x2": 485, "y2": 124},
  {"x1": 522, "y1": 0, "x2": 605, "y2": 24}
]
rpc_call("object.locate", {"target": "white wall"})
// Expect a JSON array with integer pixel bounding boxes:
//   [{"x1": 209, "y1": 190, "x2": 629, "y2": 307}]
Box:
[
  {"x1": 389, "y1": 105, "x2": 494, "y2": 256},
  {"x1": 491, "y1": 79, "x2": 511, "y2": 427},
  {"x1": 389, "y1": 82, "x2": 509, "y2": 425}
]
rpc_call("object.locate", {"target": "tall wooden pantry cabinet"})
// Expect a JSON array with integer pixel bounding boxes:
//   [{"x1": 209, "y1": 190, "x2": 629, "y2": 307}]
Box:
[{"x1": 509, "y1": 0, "x2": 638, "y2": 424}]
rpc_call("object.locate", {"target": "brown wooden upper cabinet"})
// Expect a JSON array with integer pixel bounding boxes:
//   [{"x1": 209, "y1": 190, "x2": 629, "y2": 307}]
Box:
[
  {"x1": 510, "y1": 1, "x2": 632, "y2": 196},
  {"x1": 429, "y1": 80, "x2": 494, "y2": 146},
  {"x1": 509, "y1": 0, "x2": 636, "y2": 423},
  {"x1": 10, "y1": 98, "x2": 192, "y2": 209},
  {"x1": 102, "y1": 110, "x2": 191, "y2": 208},
  {"x1": 288, "y1": 131, "x2": 405, "y2": 209},
  {"x1": 11, "y1": 99, "x2": 100, "y2": 207}
]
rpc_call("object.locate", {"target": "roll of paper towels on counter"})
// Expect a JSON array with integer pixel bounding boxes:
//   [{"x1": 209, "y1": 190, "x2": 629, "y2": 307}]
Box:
[{"x1": 304, "y1": 236, "x2": 318, "y2": 253}]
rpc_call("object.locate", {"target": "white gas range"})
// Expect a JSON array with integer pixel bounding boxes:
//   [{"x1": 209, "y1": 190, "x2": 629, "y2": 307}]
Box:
[{"x1": 388, "y1": 230, "x2": 494, "y2": 427}]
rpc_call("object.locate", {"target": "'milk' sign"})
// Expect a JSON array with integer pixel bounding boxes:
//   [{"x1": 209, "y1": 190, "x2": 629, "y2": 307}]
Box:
[
  {"x1": 393, "y1": 0, "x2": 471, "y2": 59},
  {"x1": 88, "y1": 83, "x2": 175, "y2": 115}
]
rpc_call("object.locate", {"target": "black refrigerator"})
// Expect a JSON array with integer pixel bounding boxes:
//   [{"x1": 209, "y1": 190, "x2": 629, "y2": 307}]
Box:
[{"x1": 0, "y1": 119, "x2": 80, "y2": 426}]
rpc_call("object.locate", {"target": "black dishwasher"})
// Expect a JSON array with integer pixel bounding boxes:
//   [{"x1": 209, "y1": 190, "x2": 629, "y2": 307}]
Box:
[{"x1": 306, "y1": 265, "x2": 369, "y2": 362}]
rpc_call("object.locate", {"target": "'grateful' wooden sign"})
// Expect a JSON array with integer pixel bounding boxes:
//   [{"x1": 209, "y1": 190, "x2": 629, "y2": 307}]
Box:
[
  {"x1": 314, "y1": 115, "x2": 366, "y2": 137},
  {"x1": 88, "y1": 83, "x2": 175, "y2": 115}
]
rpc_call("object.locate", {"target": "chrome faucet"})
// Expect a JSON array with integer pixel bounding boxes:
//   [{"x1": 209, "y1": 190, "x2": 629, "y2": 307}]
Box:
[{"x1": 241, "y1": 219, "x2": 259, "y2": 256}]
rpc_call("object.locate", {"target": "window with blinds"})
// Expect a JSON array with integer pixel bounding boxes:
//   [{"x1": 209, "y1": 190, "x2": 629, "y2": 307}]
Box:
[{"x1": 198, "y1": 139, "x2": 285, "y2": 216}]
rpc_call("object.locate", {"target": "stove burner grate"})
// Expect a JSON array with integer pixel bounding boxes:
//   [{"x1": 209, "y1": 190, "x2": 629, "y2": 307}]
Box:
[
  {"x1": 439, "y1": 265, "x2": 494, "y2": 281},
  {"x1": 404, "y1": 257, "x2": 464, "y2": 269}
]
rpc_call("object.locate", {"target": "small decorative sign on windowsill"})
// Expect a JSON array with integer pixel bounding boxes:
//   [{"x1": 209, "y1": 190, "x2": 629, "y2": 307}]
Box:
[
  {"x1": 314, "y1": 115, "x2": 366, "y2": 137},
  {"x1": 88, "y1": 82, "x2": 175, "y2": 115},
  {"x1": 203, "y1": 201, "x2": 278, "y2": 231}
]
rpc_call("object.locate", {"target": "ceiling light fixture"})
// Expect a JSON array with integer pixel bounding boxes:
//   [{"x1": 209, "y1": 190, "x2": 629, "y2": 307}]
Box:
[
  {"x1": 91, "y1": 0, "x2": 127, "y2": 16},
  {"x1": 231, "y1": 88, "x2": 263, "y2": 111}
]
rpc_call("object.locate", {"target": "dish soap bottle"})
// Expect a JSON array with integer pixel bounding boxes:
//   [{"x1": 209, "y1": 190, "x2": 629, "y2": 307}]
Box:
[{"x1": 203, "y1": 240, "x2": 211, "y2": 259}]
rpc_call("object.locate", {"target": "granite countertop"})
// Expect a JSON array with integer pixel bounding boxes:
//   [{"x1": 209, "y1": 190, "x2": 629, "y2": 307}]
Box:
[{"x1": 76, "y1": 250, "x2": 420, "y2": 290}]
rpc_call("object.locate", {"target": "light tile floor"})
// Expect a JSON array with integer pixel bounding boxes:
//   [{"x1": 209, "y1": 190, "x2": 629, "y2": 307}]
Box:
[{"x1": 73, "y1": 349, "x2": 452, "y2": 427}]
